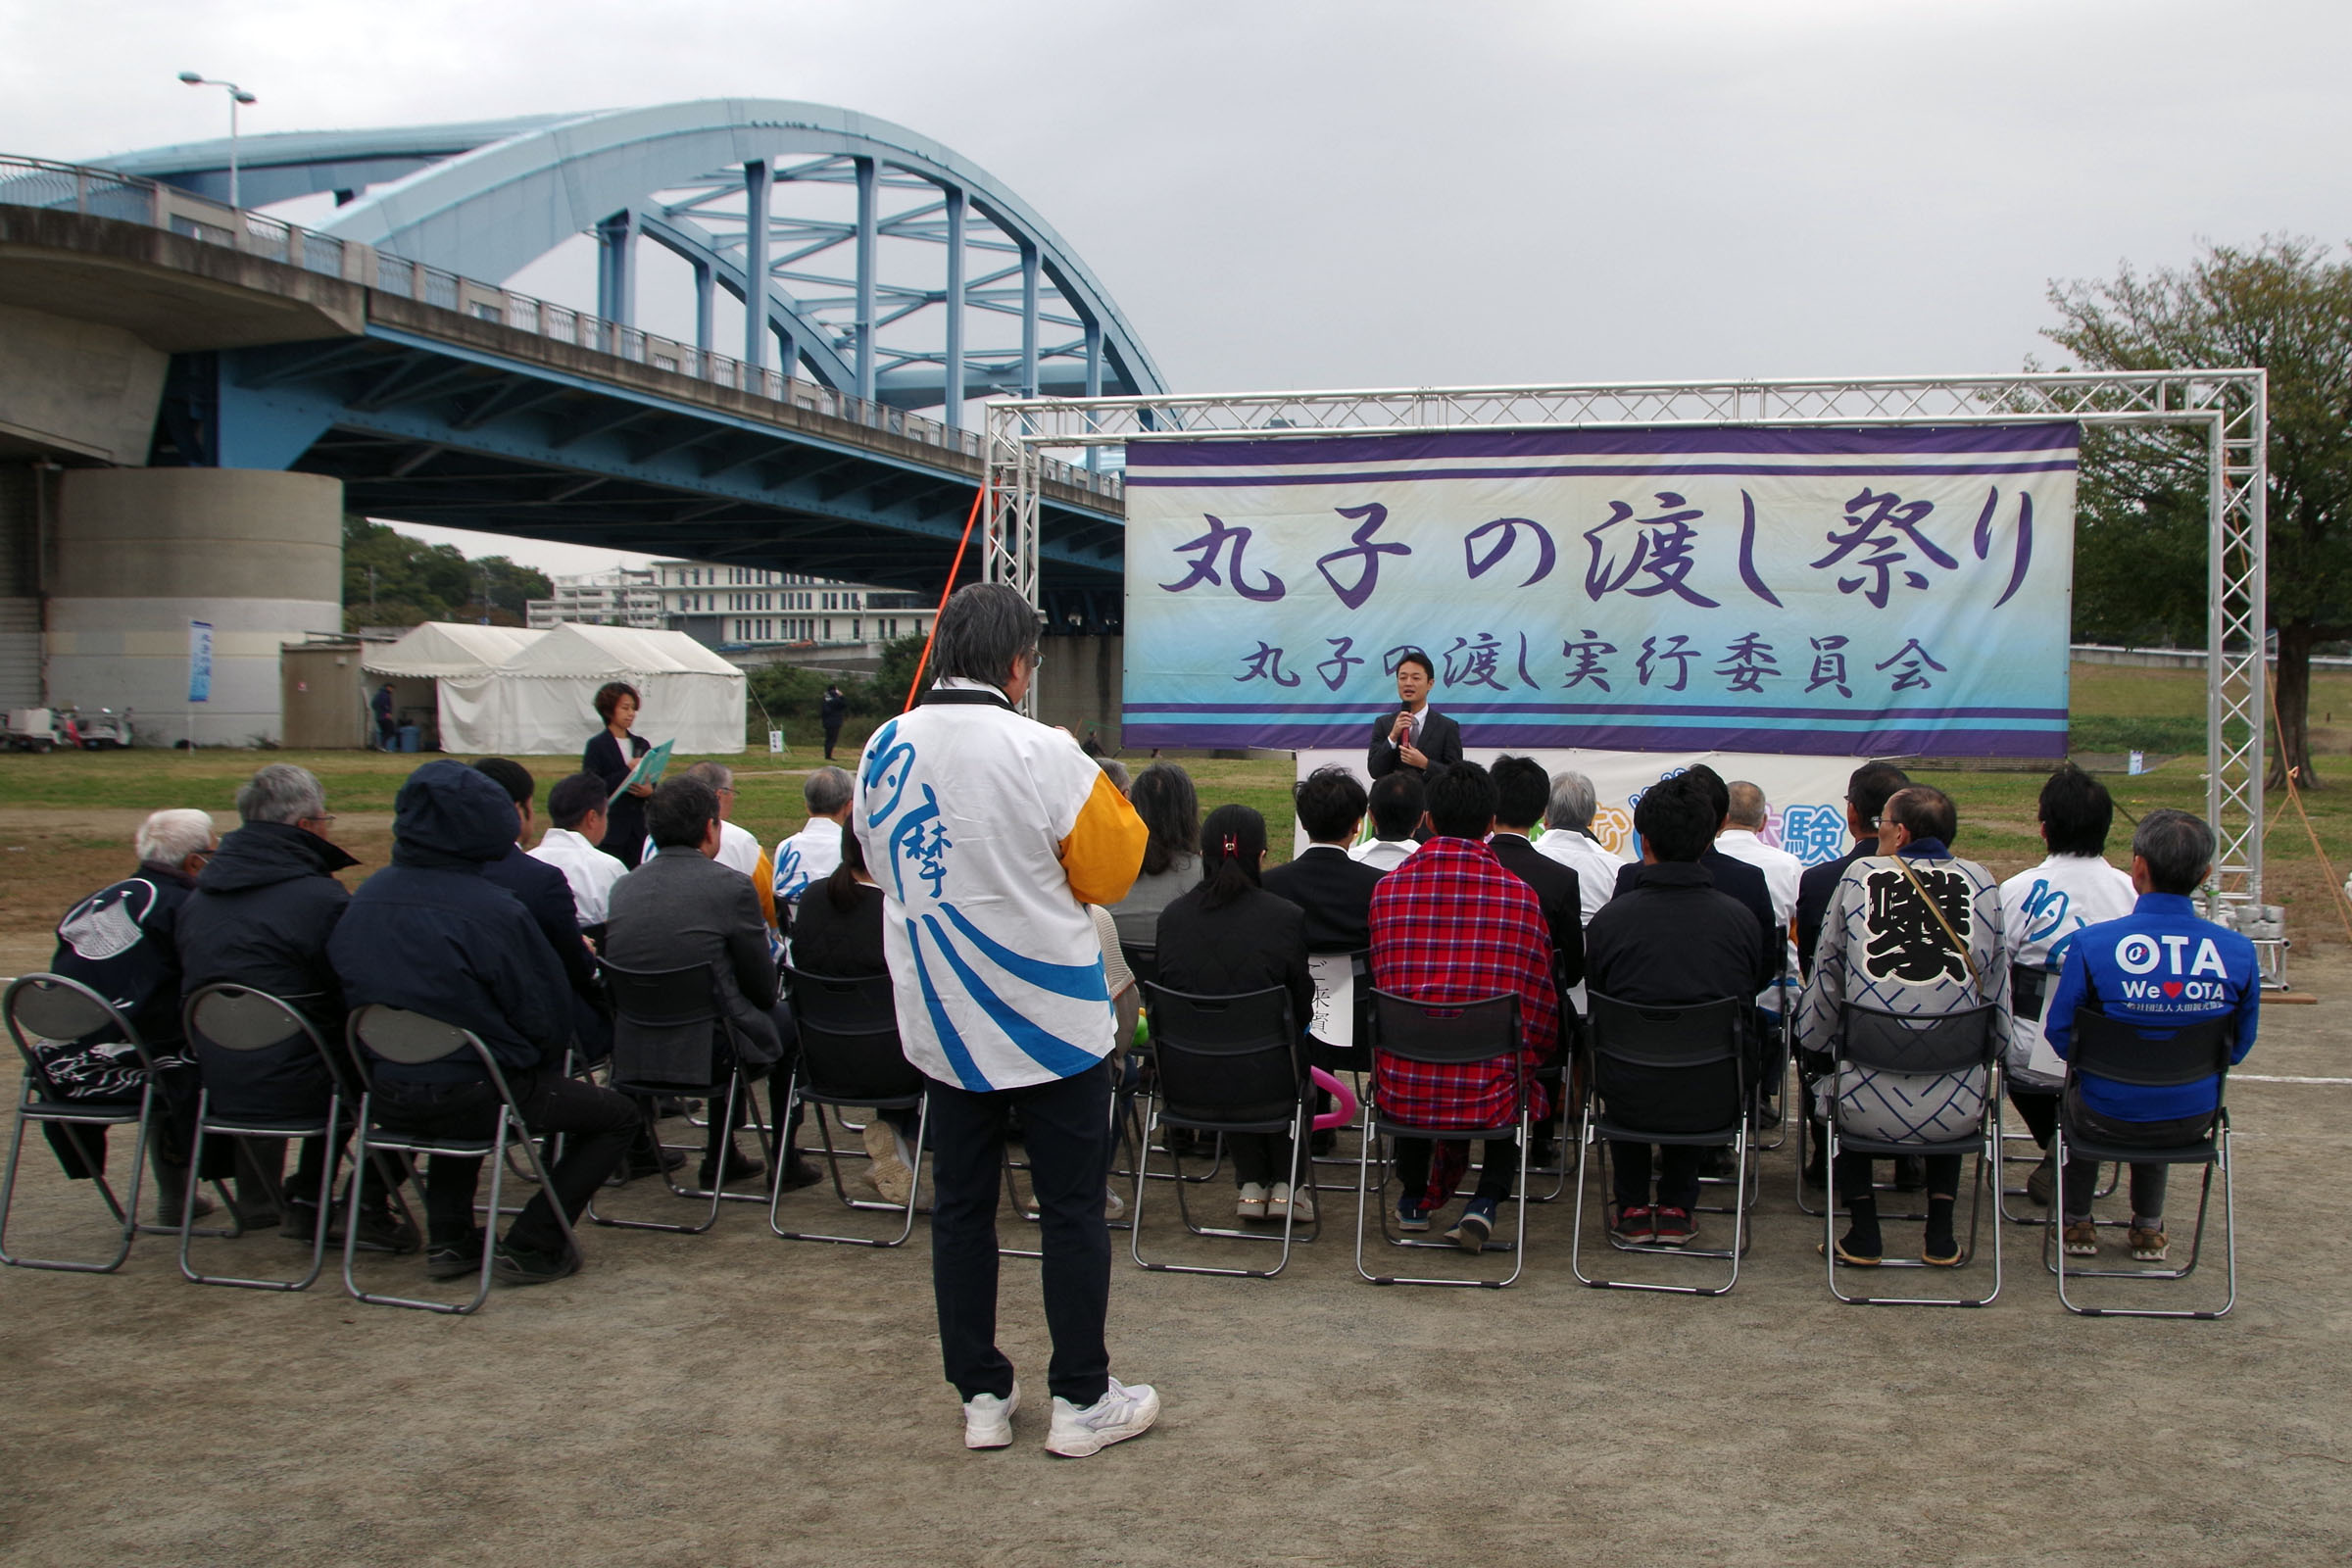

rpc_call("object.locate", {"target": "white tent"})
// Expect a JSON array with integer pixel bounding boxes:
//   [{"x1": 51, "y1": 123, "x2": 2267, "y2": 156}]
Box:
[
  {"x1": 359, "y1": 621, "x2": 545, "y2": 679},
  {"x1": 438, "y1": 621, "x2": 746, "y2": 756}
]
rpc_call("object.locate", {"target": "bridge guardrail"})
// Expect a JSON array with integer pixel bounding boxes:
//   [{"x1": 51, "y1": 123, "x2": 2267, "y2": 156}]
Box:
[{"x1": 0, "y1": 152, "x2": 1116, "y2": 502}]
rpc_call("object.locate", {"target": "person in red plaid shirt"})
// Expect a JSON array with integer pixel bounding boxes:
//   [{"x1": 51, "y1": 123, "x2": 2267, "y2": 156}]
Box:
[{"x1": 1368, "y1": 760, "x2": 1560, "y2": 1251}]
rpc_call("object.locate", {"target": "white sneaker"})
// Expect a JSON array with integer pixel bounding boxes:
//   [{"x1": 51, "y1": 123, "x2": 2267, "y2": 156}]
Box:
[
  {"x1": 1046, "y1": 1376, "x2": 1160, "y2": 1458},
  {"x1": 1235, "y1": 1182, "x2": 1269, "y2": 1219},
  {"x1": 1103, "y1": 1184, "x2": 1126, "y2": 1220},
  {"x1": 862, "y1": 1120, "x2": 915, "y2": 1207},
  {"x1": 1266, "y1": 1183, "x2": 1314, "y2": 1223},
  {"x1": 962, "y1": 1380, "x2": 1019, "y2": 1449}
]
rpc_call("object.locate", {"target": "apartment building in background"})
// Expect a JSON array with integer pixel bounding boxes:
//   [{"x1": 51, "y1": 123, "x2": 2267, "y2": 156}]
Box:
[{"x1": 528, "y1": 560, "x2": 933, "y2": 659}]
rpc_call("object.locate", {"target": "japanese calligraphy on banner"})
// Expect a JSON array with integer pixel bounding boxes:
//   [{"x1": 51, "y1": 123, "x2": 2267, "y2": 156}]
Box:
[{"x1": 1123, "y1": 423, "x2": 2079, "y2": 758}]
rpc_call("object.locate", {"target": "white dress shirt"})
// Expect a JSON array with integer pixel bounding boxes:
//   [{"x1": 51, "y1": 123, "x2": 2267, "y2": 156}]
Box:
[
  {"x1": 1531, "y1": 826, "x2": 1629, "y2": 927},
  {"x1": 1713, "y1": 827, "x2": 1802, "y2": 1011},
  {"x1": 1349, "y1": 837, "x2": 1420, "y2": 871},
  {"x1": 528, "y1": 827, "x2": 627, "y2": 928}
]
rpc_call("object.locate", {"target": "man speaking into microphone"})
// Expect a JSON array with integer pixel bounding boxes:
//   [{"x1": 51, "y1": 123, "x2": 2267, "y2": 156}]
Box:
[{"x1": 1366, "y1": 648, "x2": 1462, "y2": 782}]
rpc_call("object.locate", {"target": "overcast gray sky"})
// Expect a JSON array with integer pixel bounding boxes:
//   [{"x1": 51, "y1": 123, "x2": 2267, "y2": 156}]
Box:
[{"x1": 7, "y1": 0, "x2": 2347, "y2": 574}]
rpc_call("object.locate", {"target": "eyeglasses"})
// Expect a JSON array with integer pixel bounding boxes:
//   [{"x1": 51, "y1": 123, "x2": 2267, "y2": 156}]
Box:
[{"x1": 302, "y1": 813, "x2": 337, "y2": 828}]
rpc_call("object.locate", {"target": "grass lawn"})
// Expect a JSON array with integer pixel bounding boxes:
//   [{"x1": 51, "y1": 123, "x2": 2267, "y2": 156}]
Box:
[{"x1": 5, "y1": 662, "x2": 2348, "y2": 949}]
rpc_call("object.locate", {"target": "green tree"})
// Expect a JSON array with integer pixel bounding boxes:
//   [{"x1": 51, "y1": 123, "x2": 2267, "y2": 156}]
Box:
[
  {"x1": 2045, "y1": 237, "x2": 2352, "y2": 785},
  {"x1": 341, "y1": 515, "x2": 552, "y2": 630}
]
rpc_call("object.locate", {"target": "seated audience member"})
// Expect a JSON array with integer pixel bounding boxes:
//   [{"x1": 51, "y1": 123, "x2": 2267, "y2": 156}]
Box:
[
  {"x1": 40, "y1": 808, "x2": 220, "y2": 1221},
  {"x1": 474, "y1": 758, "x2": 610, "y2": 1062},
  {"x1": 1714, "y1": 781, "x2": 1801, "y2": 1009},
  {"x1": 1156, "y1": 805, "x2": 1317, "y2": 1223},
  {"x1": 675, "y1": 760, "x2": 781, "y2": 940},
  {"x1": 1262, "y1": 766, "x2": 1386, "y2": 954},
  {"x1": 1796, "y1": 761, "x2": 1912, "y2": 977},
  {"x1": 328, "y1": 761, "x2": 639, "y2": 1287},
  {"x1": 1613, "y1": 764, "x2": 1775, "y2": 962},
  {"x1": 773, "y1": 765, "x2": 855, "y2": 910},
  {"x1": 1533, "y1": 769, "x2": 1627, "y2": 929},
  {"x1": 1796, "y1": 785, "x2": 2008, "y2": 1267},
  {"x1": 529, "y1": 771, "x2": 627, "y2": 931},
  {"x1": 1109, "y1": 762, "x2": 1200, "y2": 947},
  {"x1": 2044, "y1": 808, "x2": 2258, "y2": 1262},
  {"x1": 1998, "y1": 764, "x2": 2137, "y2": 1207},
  {"x1": 789, "y1": 822, "x2": 918, "y2": 1205},
  {"x1": 1583, "y1": 776, "x2": 1769, "y2": 1247},
  {"x1": 1487, "y1": 756, "x2": 1586, "y2": 994},
  {"x1": 606, "y1": 775, "x2": 813, "y2": 1191},
  {"x1": 177, "y1": 764, "x2": 413, "y2": 1250},
  {"x1": 1368, "y1": 761, "x2": 1559, "y2": 1252},
  {"x1": 1097, "y1": 758, "x2": 1133, "y2": 797},
  {"x1": 1349, "y1": 772, "x2": 1426, "y2": 871}
]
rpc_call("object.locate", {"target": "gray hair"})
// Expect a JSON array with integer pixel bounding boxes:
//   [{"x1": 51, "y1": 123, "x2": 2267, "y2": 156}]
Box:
[
  {"x1": 1098, "y1": 758, "x2": 1132, "y2": 796},
  {"x1": 2132, "y1": 808, "x2": 2216, "y2": 895},
  {"x1": 804, "y1": 764, "x2": 854, "y2": 816},
  {"x1": 931, "y1": 581, "x2": 1039, "y2": 687},
  {"x1": 1545, "y1": 770, "x2": 1598, "y2": 833},
  {"x1": 681, "y1": 760, "x2": 734, "y2": 792},
  {"x1": 236, "y1": 763, "x2": 326, "y2": 825},
  {"x1": 1726, "y1": 780, "x2": 1768, "y2": 830},
  {"x1": 138, "y1": 808, "x2": 217, "y2": 864}
]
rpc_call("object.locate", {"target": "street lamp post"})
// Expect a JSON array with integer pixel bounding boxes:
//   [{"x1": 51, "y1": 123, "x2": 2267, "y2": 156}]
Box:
[{"x1": 176, "y1": 73, "x2": 257, "y2": 208}]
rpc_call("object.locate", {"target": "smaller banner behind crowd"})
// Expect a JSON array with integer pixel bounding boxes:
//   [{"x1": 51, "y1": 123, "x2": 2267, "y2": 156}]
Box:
[
  {"x1": 1123, "y1": 423, "x2": 2079, "y2": 759},
  {"x1": 1293, "y1": 748, "x2": 1862, "y2": 869}
]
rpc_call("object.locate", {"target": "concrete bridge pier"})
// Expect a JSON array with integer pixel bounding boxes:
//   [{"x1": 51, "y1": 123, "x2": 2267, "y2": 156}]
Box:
[{"x1": 30, "y1": 467, "x2": 343, "y2": 745}]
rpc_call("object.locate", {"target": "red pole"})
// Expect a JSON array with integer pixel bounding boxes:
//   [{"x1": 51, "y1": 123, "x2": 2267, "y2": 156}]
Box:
[{"x1": 903, "y1": 482, "x2": 988, "y2": 711}]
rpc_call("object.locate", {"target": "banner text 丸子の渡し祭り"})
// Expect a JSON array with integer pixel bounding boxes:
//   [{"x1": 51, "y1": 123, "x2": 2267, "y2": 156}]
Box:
[{"x1": 1120, "y1": 423, "x2": 2078, "y2": 758}]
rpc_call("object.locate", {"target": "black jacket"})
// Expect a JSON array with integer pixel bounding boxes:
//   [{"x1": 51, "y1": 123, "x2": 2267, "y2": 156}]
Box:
[
  {"x1": 1616, "y1": 849, "x2": 1777, "y2": 977},
  {"x1": 820, "y1": 689, "x2": 849, "y2": 727},
  {"x1": 43, "y1": 861, "x2": 200, "y2": 1097},
  {"x1": 177, "y1": 819, "x2": 359, "y2": 1118},
  {"x1": 1366, "y1": 708, "x2": 1462, "y2": 781},
  {"x1": 1260, "y1": 845, "x2": 1386, "y2": 954},
  {"x1": 790, "y1": 881, "x2": 887, "y2": 977},
  {"x1": 1587, "y1": 861, "x2": 1772, "y2": 1005},
  {"x1": 1489, "y1": 833, "x2": 1587, "y2": 989},
  {"x1": 329, "y1": 762, "x2": 571, "y2": 1085},
  {"x1": 1155, "y1": 884, "x2": 1315, "y2": 1042},
  {"x1": 583, "y1": 728, "x2": 651, "y2": 869},
  {"x1": 1796, "y1": 837, "x2": 1875, "y2": 978}
]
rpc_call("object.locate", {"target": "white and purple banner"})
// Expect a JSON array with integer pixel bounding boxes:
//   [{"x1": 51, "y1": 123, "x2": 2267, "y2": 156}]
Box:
[{"x1": 1122, "y1": 423, "x2": 2079, "y2": 758}]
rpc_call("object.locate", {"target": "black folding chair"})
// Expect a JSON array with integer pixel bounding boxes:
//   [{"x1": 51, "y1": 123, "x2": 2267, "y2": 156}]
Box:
[
  {"x1": 1117, "y1": 941, "x2": 1224, "y2": 1189},
  {"x1": 1353, "y1": 989, "x2": 1529, "y2": 1290},
  {"x1": 178, "y1": 984, "x2": 356, "y2": 1292},
  {"x1": 588, "y1": 959, "x2": 767, "y2": 1235},
  {"x1": 2049, "y1": 1008, "x2": 2236, "y2": 1319},
  {"x1": 1569, "y1": 993, "x2": 1750, "y2": 1296},
  {"x1": 772, "y1": 967, "x2": 929, "y2": 1248},
  {"x1": 0, "y1": 974, "x2": 168, "y2": 1273},
  {"x1": 1131, "y1": 982, "x2": 1316, "y2": 1280},
  {"x1": 1825, "y1": 1003, "x2": 2002, "y2": 1308},
  {"x1": 342, "y1": 1005, "x2": 579, "y2": 1315}
]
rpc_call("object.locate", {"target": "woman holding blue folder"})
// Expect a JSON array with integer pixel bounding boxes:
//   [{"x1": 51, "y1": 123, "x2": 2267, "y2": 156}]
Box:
[{"x1": 583, "y1": 681, "x2": 656, "y2": 869}]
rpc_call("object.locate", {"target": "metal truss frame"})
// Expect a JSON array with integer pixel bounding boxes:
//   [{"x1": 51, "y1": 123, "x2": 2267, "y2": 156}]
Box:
[{"x1": 989, "y1": 371, "x2": 2271, "y2": 911}]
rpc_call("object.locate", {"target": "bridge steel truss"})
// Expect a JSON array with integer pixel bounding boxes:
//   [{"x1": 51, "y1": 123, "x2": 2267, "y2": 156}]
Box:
[
  {"x1": 94, "y1": 101, "x2": 1166, "y2": 422},
  {"x1": 990, "y1": 371, "x2": 2272, "y2": 913}
]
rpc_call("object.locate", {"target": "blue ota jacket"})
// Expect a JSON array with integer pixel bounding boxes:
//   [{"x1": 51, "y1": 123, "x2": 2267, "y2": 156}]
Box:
[{"x1": 2043, "y1": 891, "x2": 2259, "y2": 1121}]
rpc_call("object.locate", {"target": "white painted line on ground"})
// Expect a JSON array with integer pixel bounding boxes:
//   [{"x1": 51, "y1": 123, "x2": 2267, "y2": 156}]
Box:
[{"x1": 2233, "y1": 1074, "x2": 2352, "y2": 1085}]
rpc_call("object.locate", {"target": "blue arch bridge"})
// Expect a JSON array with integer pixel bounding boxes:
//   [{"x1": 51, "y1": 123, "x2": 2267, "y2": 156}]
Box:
[{"x1": 0, "y1": 101, "x2": 1163, "y2": 670}]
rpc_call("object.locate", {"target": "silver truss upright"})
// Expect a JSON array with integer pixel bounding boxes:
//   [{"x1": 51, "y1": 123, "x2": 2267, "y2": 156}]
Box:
[{"x1": 987, "y1": 371, "x2": 2271, "y2": 913}]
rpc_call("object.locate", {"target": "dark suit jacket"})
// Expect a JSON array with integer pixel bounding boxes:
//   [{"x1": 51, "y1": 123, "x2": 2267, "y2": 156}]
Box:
[
  {"x1": 1488, "y1": 833, "x2": 1586, "y2": 989},
  {"x1": 1796, "y1": 836, "x2": 1875, "y2": 979},
  {"x1": 603, "y1": 846, "x2": 784, "y2": 1078},
  {"x1": 1366, "y1": 708, "x2": 1463, "y2": 780},
  {"x1": 1261, "y1": 844, "x2": 1386, "y2": 954},
  {"x1": 1154, "y1": 885, "x2": 1314, "y2": 1054},
  {"x1": 1614, "y1": 849, "x2": 1777, "y2": 979}
]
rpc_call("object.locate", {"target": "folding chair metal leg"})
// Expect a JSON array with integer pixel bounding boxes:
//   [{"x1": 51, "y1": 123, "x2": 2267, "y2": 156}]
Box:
[
  {"x1": 0, "y1": 1089, "x2": 153, "y2": 1274},
  {"x1": 1131, "y1": 1099, "x2": 1318, "y2": 1279},
  {"x1": 1569, "y1": 1116, "x2": 1745, "y2": 1296},
  {"x1": 179, "y1": 1096, "x2": 338, "y2": 1292},
  {"x1": 769, "y1": 1091, "x2": 929, "y2": 1248},
  {"x1": 2050, "y1": 1124, "x2": 2234, "y2": 1319},
  {"x1": 587, "y1": 1072, "x2": 746, "y2": 1234},
  {"x1": 1825, "y1": 1119, "x2": 2002, "y2": 1308},
  {"x1": 344, "y1": 1113, "x2": 497, "y2": 1316},
  {"x1": 1353, "y1": 1113, "x2": 1526, "y2": 1289}
]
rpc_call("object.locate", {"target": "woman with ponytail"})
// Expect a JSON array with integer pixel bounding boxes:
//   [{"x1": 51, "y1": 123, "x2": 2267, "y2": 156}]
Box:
[
  {"x1": 1153, "y1": 804, "x2": 1317, "y2": 1223},
  {"x1": 787, "y1": 823, "x2": 919, "y2": 1206}
]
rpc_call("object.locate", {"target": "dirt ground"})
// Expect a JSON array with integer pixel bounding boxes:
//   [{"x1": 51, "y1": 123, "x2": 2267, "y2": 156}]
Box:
[{"x1": 1, "y1": 934, "x2": 2349, "y2": 1568}]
